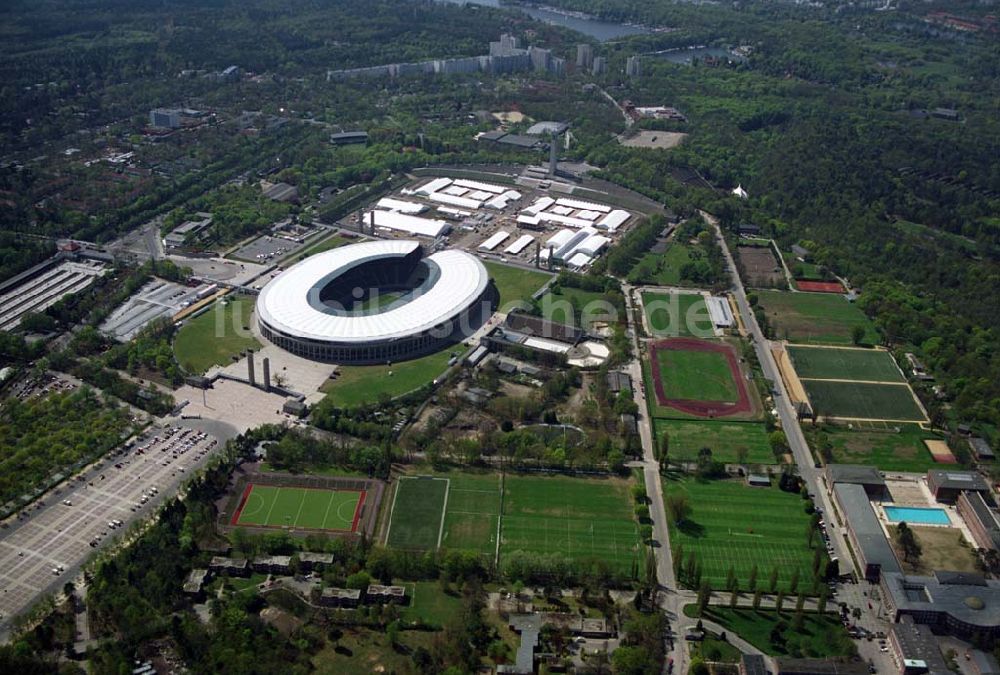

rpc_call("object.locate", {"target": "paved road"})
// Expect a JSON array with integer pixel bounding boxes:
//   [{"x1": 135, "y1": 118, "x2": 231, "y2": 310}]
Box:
[
  {"x1": 622, "y1": 282, "x2": 689, "y2": 675},
  {"x1": 0, "y1": 424, "x2": 221, "y2": 642},
  {"x1": 707, "y1": 215, "x2": 854, "y2": 569}
]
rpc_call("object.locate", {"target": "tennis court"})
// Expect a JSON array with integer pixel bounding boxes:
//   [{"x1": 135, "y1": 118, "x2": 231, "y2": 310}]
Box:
[{"x1": 232, "y1": 484, "x2": 364, "y2": 532}]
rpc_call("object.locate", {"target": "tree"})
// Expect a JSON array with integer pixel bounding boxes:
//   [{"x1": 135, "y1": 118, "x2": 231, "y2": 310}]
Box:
[
  {"x1": 851, "y1": 324, "x2": 866, "y2": 345},
  {"x1": 725, "y1": 566, "x2": 736, "y2": 591},
  {"x1": 752, "y1": 590, "x2": 762, "y2": 610},
  {"x1": 768, "y1": 566, "x2": 779, "y2": 593},
  {"x1": 659, "y1": 432, "x2": 669, "y2": 472},
  {"x1": 748, "y1": 564, "x2": 759, "y2": 592},
  {"x1": 775, "y1": 590, "x2": 785, "y2": 612},
  {"x1": 817, "y1": 589, "x2": 828, "y2": 615},
  {"x1": 665, "y1": 492, "x2": 692, "y2": 524},
  {"x1": 697, "y1": 579, "x2": 712, "y2": 616},
  {"x1": 790, "y1": 568, "x2": 800, "y2": 594},
  {"x1": 896, "y1": 522, "x2": 922, "y2": 562},
  {"x1": 730, "y1": 588, "x2": 739, "y2": 609}
]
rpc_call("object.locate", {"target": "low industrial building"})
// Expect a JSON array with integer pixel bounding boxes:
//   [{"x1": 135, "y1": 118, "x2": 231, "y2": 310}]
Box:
[
  {"x1": 969, "y1": 437, "x2": 995, "y2": 461},
  {"x1": 826, "y1": 464, "x2": 888, "y2": 499},
  {"x1": 252, "y1": 555, "x2": 292, "y2": 575},
  {"x1": 297, "y1": 552, "x2": 335, "y2": 571},
  {"x1": 262, "y1": 182, "x2": 299, "y2": 203},
  {"x1": 880, "y1": 571, "x2": 1000, "y2": 639},
  {"x1": 209, "y1": 556, "x2": 250, "y2": 577},
  {"x1": 163, "y1": 213, "x2": 213, "y2": 248},
  {"x1": 956, "y1": 491, "x2": 1000, "y2": 551},
  {"x1": 832, "y1": 482, "x2": 901, "y2": 582},
  {"x1": 329, "y1": 131, "x2": 368, "y2": 145},
  {"x1": 183, "y1": 568, "x2": 211, "y2": 596},
  {"x1": 318, "y1": 587, "x2": 361, "y2": 608},
  {"x1": 740, "y1": 654, "x2": 768, "y2": 675},
  {"x1": 926, "y1": 470, "x2": 991, "y2": 503},
  {"x1": 606, "y1": 370, "x2": 632, "y2": 394},
  {"x1": 365, "y1": 585, "x2": 407, "y2": 605},
  {"x1": 498, "y1": 614, "x2": 541, "y2": 675},
  {"x1": 774, "y1": 658, "x2": 870, "y2": 675},
  {"x1": 888, "y1": 620, "x2": 950, "y2": 675}
]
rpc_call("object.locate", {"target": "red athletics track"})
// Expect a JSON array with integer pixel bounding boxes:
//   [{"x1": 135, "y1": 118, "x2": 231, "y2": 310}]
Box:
[
  {"x1": 795, "y1": 280, "x2": 844, "y2": 293},
  {"x1": 649, "y1": 338, "x2": 752, "y2": 417}
]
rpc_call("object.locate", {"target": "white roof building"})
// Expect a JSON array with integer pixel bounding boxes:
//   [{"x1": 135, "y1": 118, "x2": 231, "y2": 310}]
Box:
[
  {"x1": 555, "y1": 197, "x2": 611, "y2": 213},
  {"x1": 505, "y1": 234, "x2": 534, "y2": 255},
  {"x1": 479, "y1": 230, "x2": 510, "y2": 251},
  {"x1": 596, "y1": 209, "x2": 630, "y2": 232},
  {"x1": 377, "y1": 197, "x2": 427, "y2": 214},
  {"x1": 426, "y1": 191, "x2": 482, "y2": 210},
  {"x1": 453, "y1": 178, "x2": 506, "y2": 194},
  {"x1": 363, "y1": 210, "x2": 450, "y2": 238},
  {"x1": 416, "y1": 177, "x2": 452, "y2": 195}
]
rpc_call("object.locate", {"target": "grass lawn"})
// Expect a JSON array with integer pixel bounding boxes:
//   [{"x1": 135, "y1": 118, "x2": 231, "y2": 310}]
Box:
[
  {"x1": 173, "y1": 296, "x2": 260, "y2": 374},
  {"x1": 319, "y1": 345, "x2": 459, "y2": 407},
  {"x1": 312, "y1": 627, "x2": 437, "y2": 675},
  {"x1": 484, "y1": 260, "x2": 551, "y2": 311},
  {"x1": 502, "y1": 474, "x2": 639, "y2": 575},
  {"x1": 641, "y1": 358, "x2": 701, "y2": 420},
  {"x1": 291, "y1": 232, "x2": 350, "y2": 261},
  {"x1": 691, "y1": 638, "x2": 742, "y2": 664},
  {"x1": 756, "y1": 290, "x2": 878, "y2": 345},
  {"x1": 653, "y1": 419, "x2": 776, "y2": 465},
  {"x1": 787, "y1": 256, "x2": 825, "y2": 281},
  {"x1": 692, "y1": 606, "x2": 856, "y2": 658},
  {"x1": 539, "y1": 286, "x2": 613, "y2": 328},
  {"x1": 401, "y1": 581, "x2": 465, "y2": 627},
  {"x1": 788, "y1": 346, "x2": 904, "y2": 382},
  {"x1": 234, "y1": 485, "x2": 361, "y2": 531},
  {"x1": 642, "y1": 291, "x2": 715, "y2": 338},
  {"x1": 664, "y1": 476, "x2": 822, "y2": 592},
  {"x1": 386, "y1": 477, "x2": 448, "y2": 550},
  {"x1": 803, "y1": 380, "x2": 925, "y2": 421},
  {"x1": 636, "y1": 243, "x2": 701, "y2": 286},
  {"x1": 888, "y1": 526, "x2": 980, "y2": 575},
  {"x1": 821, "y1": 424, "x2": 941, "y2": 472},
  {"x1": 656, "y1": 347, "x2": 738, "y2": 402}
]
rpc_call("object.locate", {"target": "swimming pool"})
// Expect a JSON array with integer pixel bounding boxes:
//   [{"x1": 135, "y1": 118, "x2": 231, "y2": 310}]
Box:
[{"x1": 884, "y1": 506, "x2": 951, "y2": 526}]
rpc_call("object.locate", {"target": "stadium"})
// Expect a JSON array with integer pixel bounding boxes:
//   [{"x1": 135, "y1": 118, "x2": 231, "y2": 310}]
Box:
[{"x1": 256, "y1": 240, "x2": 497, "y2": 364}]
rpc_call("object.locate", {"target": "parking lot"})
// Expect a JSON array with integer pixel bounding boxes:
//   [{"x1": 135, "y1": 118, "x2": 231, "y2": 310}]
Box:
[
  {"x1": 229, "y1": 234, "x2": 307, "y2": 264},
  {"x1": 0, "y1": 424, "x2": 219, "y2": 637}
]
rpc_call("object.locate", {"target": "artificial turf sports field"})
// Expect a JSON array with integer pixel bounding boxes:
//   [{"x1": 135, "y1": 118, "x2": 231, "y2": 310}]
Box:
[
  {"x1": 653, "y1": 419, "x2": 775, "y2": 465},
  {"x1": 387, "y1": 474, "x2": 501, "y2": 554},
  {"x1": 232, "y1": 484, "x2": 363, "y2": 532},
  {"x1": 803, "y1": 380, "x2": 926, "y2": 421},
  {"x1": 787, "y1": 346, "x2": 904, "y2": 382},
  {"x1": 755, "y1": 290, "x2": 878, "y2": 345},
  {"x1": 641, "y1": 291, "x2": 715, "y2": 338},
  {"x1": 386, "y1": 474, "x2": 639, "y2": 573},
  {"x1": 664, "y1": 476, "x2": 822, "y2": 593},
  {"x1": 655, "y1": 346, "x2": 738, "y2": 402}
]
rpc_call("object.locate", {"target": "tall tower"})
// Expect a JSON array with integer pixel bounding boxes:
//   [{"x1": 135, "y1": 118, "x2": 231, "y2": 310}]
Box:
[
  {"x1": 576, "y1": 44, "x2": 594, "y2": 70},
  {"x1": 247, "y1": 349, "x2": 256, "y2": 387},
  {"x1": 548, "y1": 135, "x2": 558, "y2": 177}
]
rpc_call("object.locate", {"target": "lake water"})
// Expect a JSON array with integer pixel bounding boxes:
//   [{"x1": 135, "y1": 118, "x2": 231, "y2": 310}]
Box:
[
  {"x1": 656, "y1": 46, "x2": 746, "y2": 66},
  {"x1": 437, "y1": 0, "x2": 651, "y2": 41}
]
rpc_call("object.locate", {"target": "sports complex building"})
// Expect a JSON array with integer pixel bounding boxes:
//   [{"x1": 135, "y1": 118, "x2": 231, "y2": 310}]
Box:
[{"x1": 256, "y1": 240, "x2": 497, "y2": 363}]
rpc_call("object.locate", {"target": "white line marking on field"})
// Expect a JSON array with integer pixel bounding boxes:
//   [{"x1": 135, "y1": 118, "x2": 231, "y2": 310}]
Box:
[
  {"x1": 436, "y1": 478, "x2": 451, "y2": 550},
  {"x1": 263, "y1": 487, "x2": 280, "y2": 526}
]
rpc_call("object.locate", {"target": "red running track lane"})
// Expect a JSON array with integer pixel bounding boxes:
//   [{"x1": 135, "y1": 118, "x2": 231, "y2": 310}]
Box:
[
  {"x1": 350, "y1": 490, "x2": 367, "y2": 533},
  {"x1": 231, "y1": 483, "x2": 255, "y2": 525},
  {"x1": 649, "y1": 337, "x2": 752, "y2": 418},
  {"x1": 795, "y1": 280, "x2": 844, "y2": 293}
]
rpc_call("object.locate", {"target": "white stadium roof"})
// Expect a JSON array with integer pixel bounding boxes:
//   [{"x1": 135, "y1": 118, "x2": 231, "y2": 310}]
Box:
[{"x1": 257, "y1": 240, "x2": 489, "y2": 344}]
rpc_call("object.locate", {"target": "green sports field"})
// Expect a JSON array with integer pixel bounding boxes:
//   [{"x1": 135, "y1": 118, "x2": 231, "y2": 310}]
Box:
[
  {"x1": 483, "y1": 260, "x2": 551, "y2": 311},
  {"x1": 539, "y1": 287, "x2": 613, "y2": 329},
  {"x1": 756, "y1": 290, "x2": 878, "y2": 345},
  {"x1": 386, "y1": 477, "x2": 449, "y2": 550},
  {"x1": 642, "y1": 291, "x2": 715, "y2": 338},
  {"x1": 319, "y1": 345, "x2": 459, "y2": 407},
  {"x1": 387, "y1": 474, "x2": 501, "y2": 554},
  {"x1": 819, "y1": 424, "x2": 942, "y2": 472},
  {"x1": 788, "y1": 346, "x2": 904, "y2": 382},
  {"x1": 803, "y1": 380, "x2": 926, "y2": 421},
  {"x1": 654, "y1": 419, "x2": 775, "y2": 464},
  {"x1": 502, "y1": 475, "x2": 639, "y2": 574},
  {"x1": 234, "y1": 484, "x2": 362, "y2": 531},
  {"x1": 664, "y1": 477, "x2": 822, "y2": 593},
  {"x1": 656, "y1": 347, "x2": 738, "y2": 402}
]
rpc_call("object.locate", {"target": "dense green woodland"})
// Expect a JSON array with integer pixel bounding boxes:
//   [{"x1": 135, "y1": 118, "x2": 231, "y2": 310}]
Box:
[{"x1": 0, "y1": 387, "x2": 134, "y2": 506}]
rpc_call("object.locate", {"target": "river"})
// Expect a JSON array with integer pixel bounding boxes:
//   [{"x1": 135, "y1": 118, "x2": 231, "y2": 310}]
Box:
[{"x1": 437, "y1": 0, "x2": 652, "y2": 41}]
